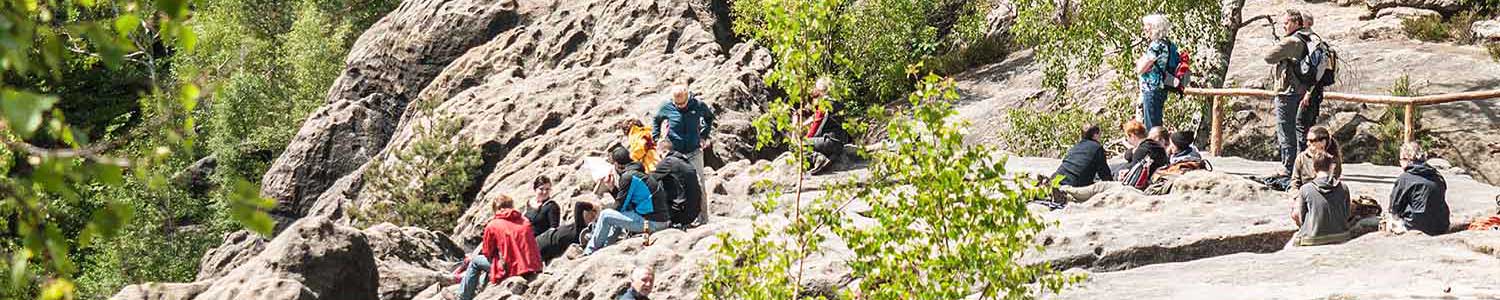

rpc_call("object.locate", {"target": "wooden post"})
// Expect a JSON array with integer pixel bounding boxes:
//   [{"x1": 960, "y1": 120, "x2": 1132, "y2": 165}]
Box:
[
  {"x1": 1211, "y1": 96, "x2": 1223, "y2": 156},
  {"x1": 1403, "y1": 104, "x2": 1416, "y2": 144}
]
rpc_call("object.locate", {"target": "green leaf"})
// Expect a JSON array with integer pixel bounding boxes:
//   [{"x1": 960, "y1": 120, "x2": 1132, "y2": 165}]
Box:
[
  {"x1": 115, "y1": 14, "x2": 140, "y2": 39},
  {"x1": 229, "y1": 180, "x2": 277, "y2": 236},
  {"x1": 1, "y1": 90, "x2": 60, "y2": 138},
  {"x1": 180, "y1": 83, "x2": 200, "y2": 110}
]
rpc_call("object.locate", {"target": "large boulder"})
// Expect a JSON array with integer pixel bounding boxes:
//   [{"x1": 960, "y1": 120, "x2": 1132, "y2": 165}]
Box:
[
  {"x1": 363, "y1": 223, "x2": 465, "y2": 300},
  {"x1": 112, "y1": 217, "x2": 379, "y2": 300},
  {"x1": 194, "y1": 230, "x2": 267, "y2": 281},
  {"x1": 260, "y1": 0, "x2": 523, "y2": 220},
  {"x1": 1474, "y1": 18, "x2": 1500, "y2": 42},
  {"x1": 1365, "y1": 0, "x2": 1464, "y2": 15}
]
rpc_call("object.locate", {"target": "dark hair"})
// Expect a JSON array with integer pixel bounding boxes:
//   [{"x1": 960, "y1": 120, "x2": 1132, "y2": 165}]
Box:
[
  {"x1": 1080, "y1": 124, "x2": 1101, "y2": 141},
  {"x1": 1311, "y1": 149, "x2": 1334, "y2": 173},
  {"x1": 532, "y1": 176, "x2": 552, "y2": 190},
  {"x1": 619, "y1": 119, "x2": 644, "y2": 135},
  {"x1": 1286, "y1": 9, "x2": 1306, "y2": 25},
  {"x1": 610, "y1": 144, "x2": 633, "y2": 165},
  {"x1": 1171, "y1": 131, "x2": 1195, "y2": 149}
]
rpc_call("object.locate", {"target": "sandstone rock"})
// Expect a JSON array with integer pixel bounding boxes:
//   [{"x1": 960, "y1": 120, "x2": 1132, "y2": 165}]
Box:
[
  {"x1": 113, "y1": 216, "x2": 379, "y2": 300},
  {"x1": 1366, "y1": 0, "x2": 1463, "y2": 15},
  {"x1": 1427, "y1": 157, "x2": 1453, "y2": 169},
  {"x1": 1374, "y1": 6, "x2": 1441, "y2": 18},
  {"x1": 1056, "y1": 230, "x2": 1500, "y2": 299},
  {"x1": 363, "y1": 223, "x2": 464, "y2": 300},
  {"x1": 195, "y1": 230, "x2": 267, "y2": 281},
  {"x1": 260, "y1": 0, "x2": 523, "y2": 220},
  {"x1": 1474, "y1": 18, "x2": 1500, "y2": 41}
]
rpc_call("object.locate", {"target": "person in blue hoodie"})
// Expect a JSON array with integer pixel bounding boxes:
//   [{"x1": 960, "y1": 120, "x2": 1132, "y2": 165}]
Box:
[
  {"x1": 1386, "y1": 142, "x2": 1450, "y2": 235},
  {"x1": 585, "y1": 147, "x2": 670, "y2": 255}
]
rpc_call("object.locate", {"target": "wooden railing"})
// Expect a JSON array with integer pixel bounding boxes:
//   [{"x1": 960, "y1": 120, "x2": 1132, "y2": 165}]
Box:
[{"x1": 1182, "y1": 87, "x2": 1500, "y2": 156}]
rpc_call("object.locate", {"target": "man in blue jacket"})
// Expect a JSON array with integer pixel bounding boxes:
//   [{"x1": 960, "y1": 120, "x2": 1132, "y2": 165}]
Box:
[{"x1": 652, "y1": 82, "x2": 715, "y2": 224}]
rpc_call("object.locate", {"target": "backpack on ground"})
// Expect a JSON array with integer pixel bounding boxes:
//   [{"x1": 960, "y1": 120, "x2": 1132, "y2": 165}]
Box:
[
  {"x1": 1121, "y1": 157, "x2": 1156, "y2": 190},
  {"x1": 1295, "y1": 32, "x2": 1337, "y2": 87},
  {"x1": 1157, "y1": 40, "x2": 1191, "y2": 94}
]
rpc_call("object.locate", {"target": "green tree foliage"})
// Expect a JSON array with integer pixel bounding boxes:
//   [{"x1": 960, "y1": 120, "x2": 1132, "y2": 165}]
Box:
[
  {"x1": 354, "y1": 116, "x2": 481, "y2": 231},
  {"x1": 731, "y1": 0, "x2": 993, "y2": 114},
  {"x1": 837, "y1": 73, "x2": 1081, "y2": 300}
]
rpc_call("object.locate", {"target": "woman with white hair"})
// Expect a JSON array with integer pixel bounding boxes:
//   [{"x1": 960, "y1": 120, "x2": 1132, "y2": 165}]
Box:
[{"x1": 1133, "y1": 14, "x2": 1178, "y2": 131}]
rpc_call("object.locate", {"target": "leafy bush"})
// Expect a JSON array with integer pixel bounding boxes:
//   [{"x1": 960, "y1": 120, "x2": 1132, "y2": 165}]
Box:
[
  {"x1": 1488, "y1": 42, "x2": 1500, "y2": 61},
  {"x1": 1451, "y1": 11, "x2": 1484, "y2": 45},
  {"x1": 1368, "y1": 74, "x2": 1439, "y2": 165},
  {"x1": 1004, "y1": 106, "x2": 1104, "y2": 157},
  {"x1": 731, "y1": 0, "x2": 992, "y2": 114},
  {"x1": 355, "y1": 117, "x2": 481, "y2": 231},
  {"x1": 1403, "y1": 15, "x2": 1453, "y2": 42}
]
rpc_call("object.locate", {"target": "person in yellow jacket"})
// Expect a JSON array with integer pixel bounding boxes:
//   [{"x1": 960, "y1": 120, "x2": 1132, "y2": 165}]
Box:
[{"x1": 621, "y1": 119, "x2": 659, "y2": 172}]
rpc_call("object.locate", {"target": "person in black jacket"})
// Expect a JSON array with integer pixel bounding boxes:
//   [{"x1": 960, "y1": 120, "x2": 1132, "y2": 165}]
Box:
[
  {"x1": 1054, "y1": 125, "x2": 1117, "y2": 203},
  {"x1": 525, "y1": 176, "x2": 560, "y2": 237},
  {"x1": 1386, "y1": 142, "x2": 1450, "y2": 235},
  {"x1": 1112, "y1": 120, "x2": 1169, "y2": 178},
  {"x1": 654, "y1": 138, "x2": 704, "y2": 228},
  {"x1": 535, "y1": 201, "x2": 598, "y2": 261},
  {"x1": 1054, "y1": 125, "x2": 1112, "y2": 187}
]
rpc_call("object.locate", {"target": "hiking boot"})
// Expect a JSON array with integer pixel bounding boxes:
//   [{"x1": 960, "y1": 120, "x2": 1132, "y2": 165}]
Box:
[{"x1": 808, "y1": 152, "x2": 832, "y2": 175}]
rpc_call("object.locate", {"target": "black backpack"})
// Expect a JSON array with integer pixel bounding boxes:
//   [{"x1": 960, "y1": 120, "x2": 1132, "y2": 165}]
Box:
[{"x1": 1294, "y1": 32, "x2": 1337, "y2": 87}]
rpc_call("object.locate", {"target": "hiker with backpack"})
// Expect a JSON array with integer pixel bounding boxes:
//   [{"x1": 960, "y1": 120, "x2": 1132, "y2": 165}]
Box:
[
  {"x1": 1296, "y1": 15, "x2": 1334, "y2": 153},
  {"x1": 1114, "y1": 120, "x2": 1169, "y2": 190},
  {"x1": 803, "y1": 77, "x2": 849, "y2": 174},
  {"x1": 583, "y1": 146, "x2": 671, "y2": 256},
  {"x1": 1135, "y1": 14, "x2": 1189, "y2": 130},
  {"x1": 1264, "y1": 9, "x2": 1337, "y2": 177},
  {"x1": 653, "y1": 138, "x2": 704, "y2": 229}
]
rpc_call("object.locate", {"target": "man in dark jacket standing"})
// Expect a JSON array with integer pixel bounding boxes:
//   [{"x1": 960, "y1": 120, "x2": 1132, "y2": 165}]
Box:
[
  {"x1": 1387, "y1": 142, "x2": 1450, "y2": 235},
  {"x1": 653, "y1": 82, "x2": 715, "y2": 224},
  {"x1": 1264, "y1": 9, "x2": 1314, "y2": 176},
  {"x1": 1054, "y1": 125, "x2": 1116, "y2": 203},
  {"x1": 653, "y1": 138, "x2": 703, "y2": 228},
  {"x1": 1287, "y1": 150, "x2": 1351, "y2": 248}
]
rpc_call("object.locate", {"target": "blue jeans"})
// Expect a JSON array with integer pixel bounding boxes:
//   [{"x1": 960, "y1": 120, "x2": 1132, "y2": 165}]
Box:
[
  {"x1": 586, "y1": 209, "x2": 668, "y2": 254},
  {"x1": 1275, "y1": 91, "x2": 1305, "y2": 175},
  {"x1": 1139, "y1": 85, "x2": 1168, "y2": 130},
  {"x1": 456, "y1": 254, "x2": 492, "y2": 300}
]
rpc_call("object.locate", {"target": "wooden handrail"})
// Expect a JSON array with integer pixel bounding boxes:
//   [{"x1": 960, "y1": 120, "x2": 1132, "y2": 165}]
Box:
[{"x1": 1178, "y1": 87, "x2": 1500, "y2": 156}]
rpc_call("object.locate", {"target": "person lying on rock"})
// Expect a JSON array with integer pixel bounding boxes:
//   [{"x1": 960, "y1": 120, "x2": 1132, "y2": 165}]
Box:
[
  {"x1": 1384, "y1": 142, "x2": 1450, "y2": 236},
  {"x1": 1052, "y1": 124, "x2": 1114, "y2": 203},
  {"x1": 1287, "y1": 150, "x2": 1351, "y2": 248},
  {"x1": 801, "y1": 77, "x2": 849, "y2": 175},
  {"x1": 1112, "y1": 120, "x2": 1168, "y2": 180},
  {"x1": 654, "y1": 138, "x2": 704, "y2": 229},
  {"x1": 1289, "y1": 126, "x2": 1342, "y2": 191},
  {"x1": 617, "y1": 265, "x2": 655, "y2": 300},
  {"x1": 456, "y1": 194, "x2": 543, "y2": 300},
  {"x1": 525, "y1": 176, "x2": 560, "y2": 237},
  {"x1": 585, "y1": 146, "x2": 671, "y2": 256},
  {"x1": 537, "y1": 201, "x2": 599, "y2": 261}
]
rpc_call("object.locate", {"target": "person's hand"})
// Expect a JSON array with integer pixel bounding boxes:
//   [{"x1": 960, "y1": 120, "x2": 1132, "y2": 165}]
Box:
[
  {"x1": 1299, "y1": 93, "x2": 1311, "y2": 108},
  {"x1": 700, "y1": 137, "x2": 712, "y2": 150}
]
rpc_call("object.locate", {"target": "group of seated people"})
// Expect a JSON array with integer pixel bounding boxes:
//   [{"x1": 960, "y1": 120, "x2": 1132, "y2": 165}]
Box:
[
  {"x1": 450, "y1": 82, "x2": 723, "y2": 300},
  {"x1": 1050, "y1": 119, "x2": 1453, "y2": 249}
]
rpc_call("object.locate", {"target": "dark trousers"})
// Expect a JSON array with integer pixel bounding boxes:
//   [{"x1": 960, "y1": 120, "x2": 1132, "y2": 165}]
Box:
[{"x1": 1296, "y1": 86, "x2": 1324, "y2": 152}]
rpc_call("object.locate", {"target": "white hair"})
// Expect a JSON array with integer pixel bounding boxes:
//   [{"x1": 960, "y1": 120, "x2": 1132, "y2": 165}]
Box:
[
  {"x1": 814, "y1": 77, "x2": 832, "y2": 94},
  {"x1": 1142, "y1": 14, "x2": 1171, "y2": 41}
]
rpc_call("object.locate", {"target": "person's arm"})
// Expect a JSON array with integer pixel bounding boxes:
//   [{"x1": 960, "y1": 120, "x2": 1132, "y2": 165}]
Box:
[
  {"x1": 1263, "y1": 37, "x2": 1301, "y2": 64},
  {"x1": 1389, "y1": 179, "x2": 1407, "y2": 215},
  {"x1": 1135, "y1": 52, "x2": 1156, "y2": 75},
  {"x1": 1094, "y1": 145, "x2": 1114, "y2": 182},
  {"x1": 652, "y1": 104, "x2": 668, "y2": 140}
]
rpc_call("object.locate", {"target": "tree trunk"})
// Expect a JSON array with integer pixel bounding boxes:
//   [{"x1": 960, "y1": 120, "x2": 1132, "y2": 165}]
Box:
[{"x1": 1197, "y1": 0, "x2": 1246, "y2": 151}]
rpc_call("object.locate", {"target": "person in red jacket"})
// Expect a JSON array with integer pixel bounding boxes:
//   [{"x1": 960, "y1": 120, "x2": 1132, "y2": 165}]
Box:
[{"x1": 456, "y1": 194, "x2": 543, "y2": 300}]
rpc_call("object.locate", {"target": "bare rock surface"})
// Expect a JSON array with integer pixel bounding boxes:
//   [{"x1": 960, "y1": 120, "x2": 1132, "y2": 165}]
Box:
[
  {"x1": 1003, "y1": 156, "x2": 1500, "y2": 271},
  {"x1": 261, "y1": 0, "x2": 524, "y2": 220},
  {"x1": 1052, "y1": 230, "x2": 1500, "y2": 299}
]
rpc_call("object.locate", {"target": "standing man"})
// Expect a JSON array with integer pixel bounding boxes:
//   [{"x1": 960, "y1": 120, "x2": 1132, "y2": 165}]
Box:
[
  {"x1": 653, "y1": 81, "x2": 715, "y2": 225},
  {"x1": 1296, "y1": 14, "x2": 1326, "y2": 153},
  {"x1": 1263, "y1": 9, "x2": 1314, "y2": 176}
]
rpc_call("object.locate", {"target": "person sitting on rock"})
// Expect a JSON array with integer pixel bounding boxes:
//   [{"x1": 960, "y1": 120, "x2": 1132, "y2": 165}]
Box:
[
  {"x1": 1287, "y1": 150, "x2": 1351, "y2": 248},
  {"x1": 536, "y1": 201, "x2": 599, "y2": 261},
  {"x1": 1113, "y1": 120, "x2": 1169, "y2": 179},
  {"x1": 1148, "y1": 126, "x2": 1170, "y2": 148},
  {"x1": 654, "y1": 138, "x2": 704, "y2": 228},
  {"x1": 617, "y1": 265, "x2": 655, "y2": 300},
  {"x1": 525, "y1": 176, "x2": 560, "y2": 237},
  {"x1": 585, "y1": 146, "x2": 671, "y2": 255},
  {"x1": 621, "y1": 119, "x2": 659, "y2": 173},
  {"x1": 802, "y1": 77, "x2": 849, "y2": 174},
  {"x1": 1289, "y1": 126, "x2": 1342, "y2": 191},
  {"x1": 457, "y1": 194, "x2": 543, "y2": 300},
  {"x1": 1052, "y1": 124, "x2": 1114, "y2": 202},
  {"x1": 1167, "y1": 130, "x2": 1203, "y2": 164},
  {"x1": 1385, "y1": 142, "x2": 1450, "y2": 235}
]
